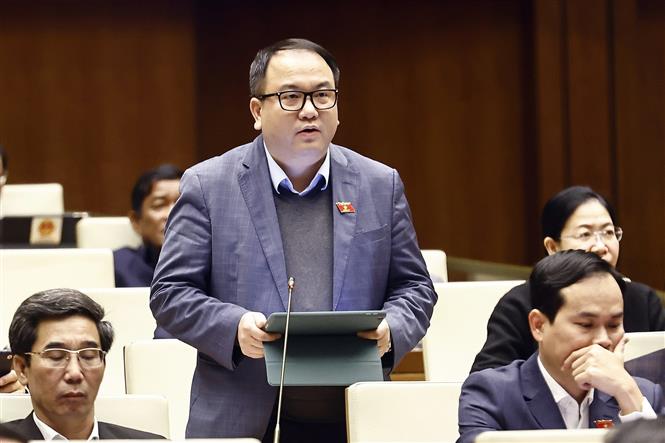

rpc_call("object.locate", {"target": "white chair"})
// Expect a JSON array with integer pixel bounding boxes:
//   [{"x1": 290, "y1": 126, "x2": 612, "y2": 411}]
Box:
[
  {"x1": 0, "y1": 183, "x2": 64, "y2": 216},
  {"x1": 624, "y1": 331, "x2": 665, "y2": 361},
  {"x1": 475, "y1": 429, "x2": 608, "y2": 442},
  {"x1": 421, "y1": 249, "x2": 448, "y2": 283},
  {"x1": 82, "y1": 287, "x2": 156, "y2": 395},
  {"x1": 346, "y1": 381, "x2": 462, "y2": 443},
  {"x1": 76, "y1": 217, "x2": 142, "y2": 249},
  {"x1": 422, "y1": 281, "x2": 523, "y2": 382},
  {"x1": 0, "y1": 394, "x2": 170, "y2": 438},
  {"x1": 0, "y1": 248, "x2": 115, "y2": 342},
  {"x1": 124, "y1": 339, "x2": 197, "y2": 440}
]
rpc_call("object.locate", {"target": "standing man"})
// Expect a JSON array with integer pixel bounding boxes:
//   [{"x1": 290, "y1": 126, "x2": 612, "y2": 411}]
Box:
[
  {"x1": 150, "y1": 38, "x2": 436, "y2": 441},
  {"x1": 457, "y1": 251, "x2": 662, "y2": 443}
]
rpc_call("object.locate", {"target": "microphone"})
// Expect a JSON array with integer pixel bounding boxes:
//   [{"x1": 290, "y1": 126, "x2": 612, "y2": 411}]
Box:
[{"x1": 273, "y1": 276, "x2": 295, "y2": 443}]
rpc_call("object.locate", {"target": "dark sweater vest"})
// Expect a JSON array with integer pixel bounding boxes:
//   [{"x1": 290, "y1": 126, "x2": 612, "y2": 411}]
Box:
[
  {"x1": 272, "y1": 181, "x2": 344, "y2": 423},
  {"x1": 273, "y1": 182, "x2": 333, "y2": 311}
]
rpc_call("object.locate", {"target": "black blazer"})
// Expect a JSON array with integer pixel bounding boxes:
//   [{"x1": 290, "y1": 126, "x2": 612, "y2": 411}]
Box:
[
  {"x1": 2, "y1": 415, "x2": 165, "y2": 440},
  {"x1": 471, "y1": 280, "x2": 665, "y2": 373}
]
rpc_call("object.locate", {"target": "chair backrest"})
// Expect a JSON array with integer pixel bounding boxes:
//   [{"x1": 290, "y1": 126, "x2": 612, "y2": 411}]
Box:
[
  {"x1": 421, "y1": 249, "x2": 448, "y2": 283},
  {"x1": 422, "y1": 281, "x2": 523, "y2": 382},
  {"x1": 346, "y1": 381, "x2": 462, "y2": 442},
  {"x1": 0, "y1": 394, "x2": 170, "y2": 438},
  {"x1": 624, "y1": 331, "x2": 665, "y2": 361},
  {"x1": 124, "y1": 338, "x2": 197, "y2": 440},
  {"x1": 0, "y1": 248, "x2": 115, "y2": 342},
  {"x1": 475, "y1": 429, "x2": 608, "y2": 442},
  {"x1": 0, "y1": 183, "x2": 64, "y2": 216},
  {"x1": 82, "y1": 287, "x2": 156, "y2": 395},
  {"x1": 77, "y1": 217, "x2": 142, "y2": 249}
]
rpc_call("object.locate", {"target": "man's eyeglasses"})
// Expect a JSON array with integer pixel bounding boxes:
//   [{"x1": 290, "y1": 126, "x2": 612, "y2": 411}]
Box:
[
  {"x1": 25, "y1": 348, "x2": 107, "y2": 369},
  {"x1": 256, "y1": 89, "x2": 339, "y2": 111},
  {"x1": 561, "y1": 227, "x2": 623, "y2": 243}
]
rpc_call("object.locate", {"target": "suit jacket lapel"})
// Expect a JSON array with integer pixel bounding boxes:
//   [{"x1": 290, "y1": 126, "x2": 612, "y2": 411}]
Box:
[
  {"x1": 238, "y1": 136, "x2": 288, "y2": 309},
  {"x1": 589, "y1": 390, "x2": 620, "y2": 427},
  {"x1": 330, "y1": 146, "x2": 359, "y2": 310},
  {"x1": 521, "y1": 354, "x2": 567, "y2": 429},
  {"x1": 13, "y1": 415, "x2": 44, "y2": 440}
]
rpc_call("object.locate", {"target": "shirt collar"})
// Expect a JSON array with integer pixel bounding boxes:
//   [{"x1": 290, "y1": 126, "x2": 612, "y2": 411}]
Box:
[
  {"x1": 263, "y1": 142, "x2": 330, "y2": 196},
  {"x1": 33, "y1": 411, "x2": 100, "y2": 440},
  {"x1": 537, "y1": 356, "x2": 594, "y2": 406}
]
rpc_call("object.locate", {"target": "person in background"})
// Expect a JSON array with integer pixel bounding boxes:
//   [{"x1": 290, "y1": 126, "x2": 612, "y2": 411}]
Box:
[
  {"x1": 471, "y1": 186, "x2": 665, "y2": 373},
  {"x1": 2, "y1": 288, "x2": 164, "y2": 440},
  {"x1": 457, "y1": 251, "x2": 662, "y2": 443},
  {"x1": 0, "y1": 145, "x2": 8, "y2": 193},
  {"x1": 113, "y1": 164, "x2": 182, "y2": 287}
]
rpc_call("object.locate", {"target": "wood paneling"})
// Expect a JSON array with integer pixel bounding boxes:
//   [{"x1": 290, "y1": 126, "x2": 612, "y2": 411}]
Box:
[
  {"x1": 613, "y1": 0, "x2": 665, "y2": 288},
  {"x1": 0, "y1": 1, "x2": 196, "y2": 215}
]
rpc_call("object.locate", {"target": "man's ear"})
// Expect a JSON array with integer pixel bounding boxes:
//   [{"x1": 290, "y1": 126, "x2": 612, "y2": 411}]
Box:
[
  {"x1": 528, "y1": 309, "x2": 548, "y2": 343},
  {"x1": 249, "y1": 98, "x2": 262, "y2": 131},
  {"x1": 543, "y1": 237, "x2": 560, "y2": 255},
  {"x1": 12, "y1": 355, "x2": 29, "y2": 386}
]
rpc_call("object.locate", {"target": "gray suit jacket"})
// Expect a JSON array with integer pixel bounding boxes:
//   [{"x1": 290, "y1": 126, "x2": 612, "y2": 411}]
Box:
[
  {"x1": 457, "y1": 353, "x2": 664, "y2": 443},
  {"x1": 150, "y1": 136, "x2": 436, "y2": 438},
  {"x1": 2, "y1": 415, "x2": 164, "y2": 440}
]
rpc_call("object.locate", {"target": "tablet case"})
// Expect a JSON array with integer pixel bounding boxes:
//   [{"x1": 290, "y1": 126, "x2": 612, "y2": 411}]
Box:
[{"x1": 263, "y1": 310, "x2": 386, "y2": 386}]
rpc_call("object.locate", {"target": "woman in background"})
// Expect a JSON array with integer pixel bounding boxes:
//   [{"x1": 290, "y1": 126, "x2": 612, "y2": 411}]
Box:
[{"x1": 471, "y1": 185, "x2": 665, "y2": 373}]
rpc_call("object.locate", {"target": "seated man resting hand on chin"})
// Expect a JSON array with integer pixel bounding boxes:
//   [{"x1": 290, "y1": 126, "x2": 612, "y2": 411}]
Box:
[{"x1": 457, "y1": 250, "x2": 662, "y2": 443}]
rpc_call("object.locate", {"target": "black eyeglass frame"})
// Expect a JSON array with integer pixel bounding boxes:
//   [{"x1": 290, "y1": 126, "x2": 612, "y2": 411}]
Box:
[{"x1": 255, "y1": 89, "x2": 339, "y2": 111}]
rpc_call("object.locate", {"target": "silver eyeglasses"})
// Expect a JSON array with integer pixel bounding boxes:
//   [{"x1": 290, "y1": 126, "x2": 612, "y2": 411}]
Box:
[
  {"x1": 25, "y1": 348, "x2": 106, "y2": 369},
  {"x1": 561, "y1": 227, "x2": 623, "y2": 243},
  {"x1": 256, "y1": 89, "x2": 339, "y2": 111}
]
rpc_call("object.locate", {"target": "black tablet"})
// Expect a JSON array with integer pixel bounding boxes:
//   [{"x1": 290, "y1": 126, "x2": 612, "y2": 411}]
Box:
[{"x1": 264, "y1": 310, "x2": 385, "y2": 335}]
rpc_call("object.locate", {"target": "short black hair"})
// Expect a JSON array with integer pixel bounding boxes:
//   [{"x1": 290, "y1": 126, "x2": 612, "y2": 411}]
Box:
[
  {"x1": 249, "y1": 38, "x2": 340, "y2": 97},
  {"x1": 131, "y1": 164, "x2": 183, "y2": 215},
  {"x1": 541, "y1": 186, "x2": 618, "y2": 241},
  {"x1": 8, "y1": 288, "x2": 114, "y2": 364},
  {"x1": 529, "y1": 250, "x2": 625, "y2": 322}
]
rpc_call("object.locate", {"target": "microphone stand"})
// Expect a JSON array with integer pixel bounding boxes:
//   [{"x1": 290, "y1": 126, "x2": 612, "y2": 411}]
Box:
[{"x1": 273, "y1": 276, "x2": 295, "y2": 443}]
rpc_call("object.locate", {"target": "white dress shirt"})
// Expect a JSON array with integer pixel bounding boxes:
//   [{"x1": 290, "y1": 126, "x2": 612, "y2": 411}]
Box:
[
  {"x1": 33, "y1": 412, "x2": 100, "y2": 440},
  {"x1": 263, "y1": 143, "x2": 330, "y2": 196}
]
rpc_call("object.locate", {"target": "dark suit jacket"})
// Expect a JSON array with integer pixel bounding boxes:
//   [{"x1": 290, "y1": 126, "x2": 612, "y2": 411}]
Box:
[
  {"x1": 113, "y1": 245, "x2": 159, "y2": 288},
  {"x1": 457, "y1": 353, "x2": 664, "y2": 443},
  {"x1": 471, "y1": 280, "x2": 665, "y2": 373},
  {"x1": 2, "y1": 414, "x2": 164, "y2": 440},
  {"x1": 150, "y1": 135, "x2": 436, "y2": 438}
]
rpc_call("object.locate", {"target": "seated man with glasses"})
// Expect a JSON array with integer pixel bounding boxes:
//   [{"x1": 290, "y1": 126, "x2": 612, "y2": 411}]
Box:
[
  {"x1": 150, "y1": 38, "x2": 435, "y2": 441},
  {"x1": 471, "y1": 186, "x2": 665, "y2": 373},
  {"x1": 2, "y1": 288, "x2": 164, "y2": 440}
]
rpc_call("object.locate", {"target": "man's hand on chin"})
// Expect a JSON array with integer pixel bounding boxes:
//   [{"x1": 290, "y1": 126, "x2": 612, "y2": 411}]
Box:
[{"x1": 562, "y1": 337, "x2": 643, "y2": 414}]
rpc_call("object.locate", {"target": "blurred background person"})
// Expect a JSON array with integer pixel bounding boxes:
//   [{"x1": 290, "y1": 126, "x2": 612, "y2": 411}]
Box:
[
  {"x1": 0, "y1": 145, "x2": 8, "y2": 194},
  {"x1": 113, "y1": 164, "x2": 182, "y2": 287},
  {"x1": 472, "y1": 186, "x2": 665, "y2": 373}
]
